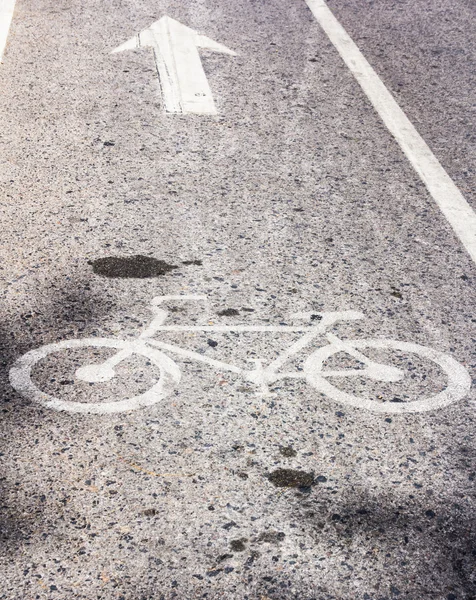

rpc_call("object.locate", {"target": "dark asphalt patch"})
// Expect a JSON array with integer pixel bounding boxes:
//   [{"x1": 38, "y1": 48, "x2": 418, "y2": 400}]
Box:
[
  {"x1": 279, "y1": 446, "x2": 297, "y2": 457},
  {"x1": 182, "y1": 259, "x2": 203, "y2": 266},
  {"x1": 89, "y1": 255, "x2": 178, "y2": 278},
  {"x1": 230, "y1": 539, "x2": 247, "y2": 552},
  {"x1": 217, "y1": 308, "x2": 240, "y2": 317},
  {"x1": 266, "y1": 469, "x2": 315, "y2": 489},
  {"x1": 256, "y1": 531, "x2": 285, "y2": 544}
]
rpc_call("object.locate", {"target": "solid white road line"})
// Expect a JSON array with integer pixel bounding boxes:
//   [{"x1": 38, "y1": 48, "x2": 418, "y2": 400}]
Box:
[
  {"x1": 0, "y1": 0, "x2": 16, "y2": 62},
  {"x1": 305, "y1": 0, "x2": 476, "y2": 265}
]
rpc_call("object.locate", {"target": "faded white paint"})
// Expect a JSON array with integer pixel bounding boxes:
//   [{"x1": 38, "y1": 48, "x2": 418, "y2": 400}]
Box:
[
  {"x1": 9, "y1": 338, "x2": 181, "y2": 415},
  {"x1": 305, "y1": 0, "x2": 476, "y2": 265},
  {"x1": 9, "y1": 296, "x2": 471, "y2": 414},
  {"x1": 305, "y1": 337, "x2": 471, "y2": 414},
  {"x1": 112, "y1": 16, "x2": 236, "y2": 115},
  {"x1": 0, "y1": 0, "x2": 16, "y2": 62}
]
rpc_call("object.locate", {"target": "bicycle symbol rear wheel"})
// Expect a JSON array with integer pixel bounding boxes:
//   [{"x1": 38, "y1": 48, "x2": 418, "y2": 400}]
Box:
[
  {"x1": 305, "y1": 339, "x2": 471, "y2": 413},
  {"x1": 9, "y1": 338, "x2": 181, "y2": 414}
]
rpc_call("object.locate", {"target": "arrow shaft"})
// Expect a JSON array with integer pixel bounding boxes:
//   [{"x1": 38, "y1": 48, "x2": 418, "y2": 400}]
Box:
[
  {"x1": 0, "y1": 0, "x2": 16, "y2": 62},
  {"x1": 147, "y1": 28, "x2": 182, "y2": 113},
  {"x1": 145, "y1": 19, "x2": 217, "y2": 115}
]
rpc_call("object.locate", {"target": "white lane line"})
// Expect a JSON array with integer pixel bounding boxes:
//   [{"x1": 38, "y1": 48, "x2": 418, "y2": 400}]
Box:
[
  {"x1": 0, "y1": 0, "x2": 16, "y2": 62},
  {"x1": 305, "y1": 0, "x2": 476, "y2": 265}
]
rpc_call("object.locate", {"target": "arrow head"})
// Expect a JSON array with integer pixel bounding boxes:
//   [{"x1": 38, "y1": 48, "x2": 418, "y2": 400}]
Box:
[
  {"x1": 111, "y1": 16, "x2": 236, "y2": 56},
  {"x1": 196, "y1": 34, "x2": 236, "y2": 56},
  {"x1": 111, "y1": 35, "x2": 139, "y2": 54}
]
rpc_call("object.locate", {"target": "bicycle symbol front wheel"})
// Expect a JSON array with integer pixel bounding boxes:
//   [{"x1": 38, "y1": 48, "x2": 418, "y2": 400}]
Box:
[
  {"x1": 9, "y1": 338, "x2": 181, "y2": 414},
  {"x1": 305, "y1": 339, "x2": 471, "y2": 413}
]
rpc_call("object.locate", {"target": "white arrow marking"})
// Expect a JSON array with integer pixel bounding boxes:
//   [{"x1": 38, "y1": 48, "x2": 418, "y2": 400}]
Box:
[
  {"x1": 112, "y1": 16, "x2": 236, "y2": 115},
  {"x1": 305, "y1": 0, "x2": 476, "y2": 265},
  {"x1": 0, "y1": 0, "x2": 16, "y2": 62}
]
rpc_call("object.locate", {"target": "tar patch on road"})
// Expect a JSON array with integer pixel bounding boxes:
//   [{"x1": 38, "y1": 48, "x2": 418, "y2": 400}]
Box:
[
  {"x1": 279, "y1": 446, "x2": 297, "y2": 457},
  {"x1": 182, "y1": 259, "x2": 202, "y2": 266},
  {"x1": 217, "y1": 308, "x2": 240, "y2": 317},
  {"x1": 90, "y1": 255, "x2": 178, "y2": 278},
  {"x1": 266, "y1": 468, "x2": 315, "y2": 489},
  {"x1": 230, "y1": 538, "x2": 248, "y2": 552},
  {"x1": 256, "y1": 531, "x2": 285, "y2": 544}
]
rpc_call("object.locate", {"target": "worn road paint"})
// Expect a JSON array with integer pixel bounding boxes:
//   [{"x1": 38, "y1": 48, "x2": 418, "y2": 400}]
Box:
[
  {"x1": 9, "y1": 296, "x2": 471, "y2": 414},
  {"x1": 9, "y1": 338, "x2": 181, "y2": 415},
  {"x1": 112, "y1": 16, "x2": 236, "y2": 115},
  {"x1": 305, "y1": 0, "x2": 476, "y2": 265},
  {"x1": 0, "y1": 0, "x2": 16, "y2": 62}
]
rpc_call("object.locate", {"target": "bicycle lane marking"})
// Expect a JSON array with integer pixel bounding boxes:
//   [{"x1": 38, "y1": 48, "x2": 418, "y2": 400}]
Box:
[
  {"x1": 0, "y1": 0, "x2": 16, "y2": 62},
  {"x1": 304, "y1": 0, "x2": 476, "y2": 265},
  {"x1": 8, "y1": 297, "x2": 472, "y2": 415}
]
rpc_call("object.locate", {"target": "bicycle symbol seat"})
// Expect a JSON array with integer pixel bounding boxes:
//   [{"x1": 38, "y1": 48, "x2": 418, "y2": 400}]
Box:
[{"x1": 9, "y1": 295, "x2": 471, "y2": 415}]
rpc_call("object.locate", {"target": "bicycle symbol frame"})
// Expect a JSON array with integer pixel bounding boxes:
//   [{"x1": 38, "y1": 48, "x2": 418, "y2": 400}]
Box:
[{"x1": 9, "y1": 295, "x2": 471, "y2": 415}]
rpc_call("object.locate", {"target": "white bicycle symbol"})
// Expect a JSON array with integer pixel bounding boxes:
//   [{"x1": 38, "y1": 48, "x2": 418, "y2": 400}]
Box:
[{"x1": 9, "y1": 295, "x2": 471, "y2": 415}]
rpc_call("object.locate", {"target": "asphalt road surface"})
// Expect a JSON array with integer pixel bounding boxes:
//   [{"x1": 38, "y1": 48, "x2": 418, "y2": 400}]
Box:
[{"x1": 1, "y1": 0, "x2": 476, "y2": 598}]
